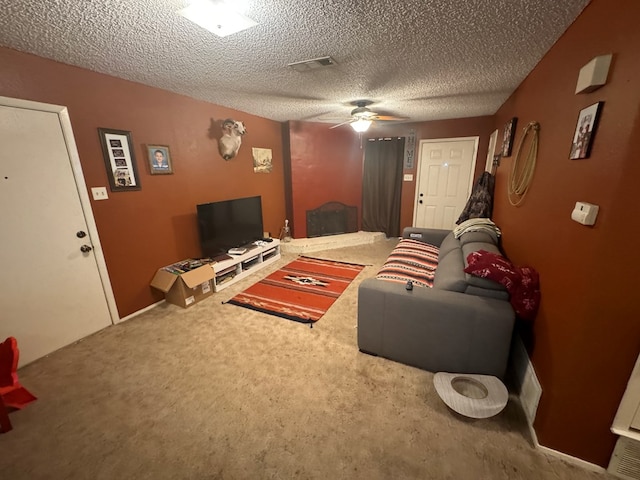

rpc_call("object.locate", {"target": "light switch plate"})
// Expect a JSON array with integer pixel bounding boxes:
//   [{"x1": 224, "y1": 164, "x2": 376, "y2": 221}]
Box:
[{"x1": 91, "y1": 187, "x2": 108, "y2": 200}]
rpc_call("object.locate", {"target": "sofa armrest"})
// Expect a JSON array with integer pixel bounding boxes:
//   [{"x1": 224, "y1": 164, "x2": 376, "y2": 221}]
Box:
[
  {"x1": 357, "y1": 278, "x2": 515, "y2": 378},
  {"x1": 402, "y1": 227, "x2": 451, "y2": 247}
]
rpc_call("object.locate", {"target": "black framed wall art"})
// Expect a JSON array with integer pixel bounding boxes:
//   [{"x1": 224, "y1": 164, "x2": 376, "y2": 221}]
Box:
[{"x1": 98, "y1": 128, "x2": 141, "y2": 191}]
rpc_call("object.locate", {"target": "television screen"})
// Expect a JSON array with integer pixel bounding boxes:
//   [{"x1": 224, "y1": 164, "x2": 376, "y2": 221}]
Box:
[{"x1": 197, "y1": 196, "x2": 264, "y2": 257}]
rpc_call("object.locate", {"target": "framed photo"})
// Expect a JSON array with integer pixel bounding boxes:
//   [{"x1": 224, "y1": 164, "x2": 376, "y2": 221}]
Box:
[
  {"x1": 252, "y1": 147, "x2": 273, "y2": 173},
  {"x1": 501, "y1": 117, "x2": 518, "y2": 157},
  {"x1": 98, "y1": 128, "x2": 141, "y2": 191},
  {"x1": 570, "y1": 102, "x2": 603, "y2": 160},
  {"x1": 147, "y1": 145, "x2": 173, "y2": 174},
  {"x1": 484, "y1": 129, "x2": 498, "y2": 172}
]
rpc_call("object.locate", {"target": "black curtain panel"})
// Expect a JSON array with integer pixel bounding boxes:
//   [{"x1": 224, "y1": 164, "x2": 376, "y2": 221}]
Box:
[{"x1": 362, "y1": 137, "x2": 405, "y2": 237}]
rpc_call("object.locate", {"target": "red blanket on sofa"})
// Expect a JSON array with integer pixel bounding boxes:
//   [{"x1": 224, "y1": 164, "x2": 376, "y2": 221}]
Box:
[{"x1": 464, "y1": 250, "x2": 540, "y2": 320}]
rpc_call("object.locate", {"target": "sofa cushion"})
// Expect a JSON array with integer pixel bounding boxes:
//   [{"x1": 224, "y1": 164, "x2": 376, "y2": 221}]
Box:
[
  {"x1": 387, "y1": 239, "x2": 439, "y2": 270},
  {"x1": 377, "y1": 263, "x2": 436, "y2": 288},
  {"x1": 464, "y1": 285, "x2": 510, "y2": 300},
  {"x1": 433, "y1": 247, "x2": 467, "y2": 292},
  {"x1": 376, "y1": 238, "x2": 439, "y2": 288},
  {"x1": 458, "y1": 230, "x2": 499, "y2": 247},
  {"x1": 437, "y1": 232, "x2": 460, "y2": 262}
]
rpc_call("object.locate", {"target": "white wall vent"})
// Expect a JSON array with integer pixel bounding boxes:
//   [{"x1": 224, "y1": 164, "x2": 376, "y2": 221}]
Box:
[
  {"x1": 510, "y1": 335, "x2": 542, "y2": 424},
  {"x1": 609, "y1": 437, "x2": 640, "y2": 480},
  {"x1": 288, "y1": 56, "x2": 337, "y2": 72}
]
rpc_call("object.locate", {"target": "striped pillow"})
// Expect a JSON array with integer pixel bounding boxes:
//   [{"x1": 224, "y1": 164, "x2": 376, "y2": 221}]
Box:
[{"x1": 376, "y1": 239, "x2": 439, "y2": 288}]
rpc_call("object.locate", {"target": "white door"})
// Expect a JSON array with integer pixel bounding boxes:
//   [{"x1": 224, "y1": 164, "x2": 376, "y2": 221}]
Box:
[
  {"x1": 0, "y1": 98, "x2": 116, "y2": 367},
  {"x1": 413, "y1": 137, "x2": 478, "y2": 230}
]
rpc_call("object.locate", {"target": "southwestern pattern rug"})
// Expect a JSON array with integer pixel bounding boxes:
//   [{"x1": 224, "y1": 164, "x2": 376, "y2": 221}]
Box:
[{"x1": 226, "y1": 256, "x2": 365, "y2": 323}]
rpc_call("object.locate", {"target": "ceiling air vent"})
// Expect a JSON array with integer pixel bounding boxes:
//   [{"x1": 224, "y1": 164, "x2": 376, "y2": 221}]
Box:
[{"x1": 287, "y1": 56, "x2": 337, "y2": 72}]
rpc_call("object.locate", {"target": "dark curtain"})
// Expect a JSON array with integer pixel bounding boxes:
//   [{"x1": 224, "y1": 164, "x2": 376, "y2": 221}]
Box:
[
  {"x1": 456, "y1": 171, "x2": 496, "y2": 224},
  {"x1": 362, "y1": 137, "x2": 405, "y2": 237}
]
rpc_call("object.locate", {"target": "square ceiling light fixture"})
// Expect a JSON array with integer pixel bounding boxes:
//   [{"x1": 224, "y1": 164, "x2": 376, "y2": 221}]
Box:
[{"x1": 178, "y1": 0, "x2": 257, "y2": 37}]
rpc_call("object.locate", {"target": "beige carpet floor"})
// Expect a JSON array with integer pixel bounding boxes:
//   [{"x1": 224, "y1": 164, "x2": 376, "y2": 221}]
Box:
[{"x1": 0, "y1": 239, "x2": 615, "y2": 479}]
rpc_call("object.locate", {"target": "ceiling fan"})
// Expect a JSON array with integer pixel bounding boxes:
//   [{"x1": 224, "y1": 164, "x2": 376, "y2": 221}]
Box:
[{"x1": 330, "y1": 100, "x2": 408, "y2": 132}]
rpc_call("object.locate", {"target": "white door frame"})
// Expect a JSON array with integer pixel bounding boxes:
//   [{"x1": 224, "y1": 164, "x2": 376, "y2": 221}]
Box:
[
  {"x1": 412, "y1": 136, "x2": 479, "y2": 227},
  {"x1": 0, "y1": 95, "x2": 119, "y2": 325}
]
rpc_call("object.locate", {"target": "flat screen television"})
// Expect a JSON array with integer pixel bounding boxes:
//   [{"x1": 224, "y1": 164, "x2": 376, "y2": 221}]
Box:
[{"x1": 196, "y1": 195, "x2": 264, "y2": 257}]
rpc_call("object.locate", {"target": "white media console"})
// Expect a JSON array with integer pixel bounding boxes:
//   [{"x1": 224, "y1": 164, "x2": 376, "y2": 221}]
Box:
[{"x1": 212, "y1": 239, "x2": 281, "y2": 292}]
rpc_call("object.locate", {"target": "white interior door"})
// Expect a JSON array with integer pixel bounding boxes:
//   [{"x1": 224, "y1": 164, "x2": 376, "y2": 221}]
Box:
[
  {"x1": 413, "y1": 137, "x2": 478, "y2": 230},
  {"x1": 0, "y1": 98, "x2": 116, "y2": 367}
]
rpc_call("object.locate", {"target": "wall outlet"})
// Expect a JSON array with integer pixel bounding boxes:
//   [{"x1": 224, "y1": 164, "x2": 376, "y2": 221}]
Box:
[{"x1": 91, "y1": 187, "x2": 108, "y2": 201}]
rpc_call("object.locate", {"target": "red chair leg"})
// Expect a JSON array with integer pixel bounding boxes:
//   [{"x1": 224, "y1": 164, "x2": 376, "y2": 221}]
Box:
[{"x1": 0, "y1": 397, "x2": 12, "y2": 433}]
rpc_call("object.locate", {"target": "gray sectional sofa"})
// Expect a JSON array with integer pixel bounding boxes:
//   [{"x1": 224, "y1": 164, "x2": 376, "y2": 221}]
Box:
[{"x1": 357, "y1": 227, "x2": 515, "y2": 378}]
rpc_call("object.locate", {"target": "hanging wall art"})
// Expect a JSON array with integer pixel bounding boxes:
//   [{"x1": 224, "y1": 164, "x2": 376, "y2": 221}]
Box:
[
  {"x1": 501, "y1": 117, "x2": 518, "y2": 157},
  {"x1": 569, "y1": 102, "x2": 603, "y2": 160},
  {"x1": 147, "y1": 145, "x2": 173, "y2": 175},
  {"x1": 252, "y1": 147, "x2": 273, "y2": 173},
  {"x1": 98, "y1": 128, "x2": 141, "y2": 191}
]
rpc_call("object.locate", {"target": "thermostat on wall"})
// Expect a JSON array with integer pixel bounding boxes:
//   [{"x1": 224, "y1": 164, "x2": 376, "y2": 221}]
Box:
[
  {"x1": 571, "y1": 201, "x2": 599, "y2": 226},
  {"x1": 575, "y1": 54, "x2": 612, "y2": 94}
]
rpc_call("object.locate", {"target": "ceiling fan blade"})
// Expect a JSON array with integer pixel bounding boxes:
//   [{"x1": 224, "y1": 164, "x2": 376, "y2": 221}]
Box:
[
  {"x1": 329, "y1": 119, "x2": 354, "y2": 129},
  {"x1": 372, "y1": 115, "x2": 410, "y2": 121}
]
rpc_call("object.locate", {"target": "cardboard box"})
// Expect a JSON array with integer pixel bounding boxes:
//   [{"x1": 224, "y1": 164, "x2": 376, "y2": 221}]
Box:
[{"x1": 150, "y1": 260, "x2": 215, "y2": 308}]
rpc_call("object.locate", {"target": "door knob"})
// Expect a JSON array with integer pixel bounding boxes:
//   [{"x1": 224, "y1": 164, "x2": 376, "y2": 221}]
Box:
[
  {"x1": 77, "y1": 231, "x2": 87, "y2": 238},
  {"x1": 80, "y1": 245, "x2": 92, "y2": 253}
]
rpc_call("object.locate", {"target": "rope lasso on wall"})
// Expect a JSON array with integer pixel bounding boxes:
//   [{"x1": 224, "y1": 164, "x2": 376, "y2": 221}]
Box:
[{"x1": 508, "y1": 121, "x2": 540, "y2": 206}]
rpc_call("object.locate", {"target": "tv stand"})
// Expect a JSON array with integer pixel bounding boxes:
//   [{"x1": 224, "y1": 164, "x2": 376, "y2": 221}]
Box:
[{"x1": 212, "y1": 239, "x2": 281, "y2": 292}]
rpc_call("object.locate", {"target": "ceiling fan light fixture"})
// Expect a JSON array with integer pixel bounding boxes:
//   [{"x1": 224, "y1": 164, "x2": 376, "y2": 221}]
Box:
[
  {"x1": 351, "y1": 119, "x2": 372, "y2": 133},
  {"x1": 178, "y1": 0, "x2": 257, "y2": 37}
]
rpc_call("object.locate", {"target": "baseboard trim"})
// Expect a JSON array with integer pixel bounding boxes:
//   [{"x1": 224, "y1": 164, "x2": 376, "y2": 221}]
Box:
[
  {"x1": 511, "y1": 335, "x2": 605, "y2": 473},
  {"x1": 116, "y1": 299, "x2": 165, "y2": 324},
  {"x1": 536, "y1": 443, "x2": 607, "y2": 474}
]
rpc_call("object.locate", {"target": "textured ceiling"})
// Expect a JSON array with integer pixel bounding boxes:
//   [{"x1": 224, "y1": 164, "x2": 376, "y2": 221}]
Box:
[{"x1": 0, "y1": 0, "x2": 591, "y2": 124}]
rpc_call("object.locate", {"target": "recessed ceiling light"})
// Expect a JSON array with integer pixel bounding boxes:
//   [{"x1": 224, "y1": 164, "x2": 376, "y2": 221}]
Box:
[{"x1": 178, "y1": 0, "x2": 257, "y2": 38}]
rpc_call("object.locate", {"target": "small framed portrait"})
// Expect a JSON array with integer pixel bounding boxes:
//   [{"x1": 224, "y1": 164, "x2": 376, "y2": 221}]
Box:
[
  {"x1": 147, "y1": 145, "x2": 173, "y2": 174},
  {"x1": 98, "y1": 128, "x2": 141, "y2": 192},
  {"x1": 501, "y1": 117, "x2": 518, "y2": 157},
  {"x1": 569, "y1": 102, "x2": 603, "y2": 160}
]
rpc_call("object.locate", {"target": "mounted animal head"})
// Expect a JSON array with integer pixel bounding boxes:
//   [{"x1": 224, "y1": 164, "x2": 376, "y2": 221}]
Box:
[
  {"x1": 219, "y1": 119, "x2": 247, "y2": 160},
  {"x1": 222, "y1": 119, "x2": 246, "y2": 136}
]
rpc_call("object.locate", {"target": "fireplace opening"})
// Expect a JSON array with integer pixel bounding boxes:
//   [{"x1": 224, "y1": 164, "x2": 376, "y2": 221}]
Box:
[{"x1": 306, "y1": 202, "x2": 358, "y2": 238}]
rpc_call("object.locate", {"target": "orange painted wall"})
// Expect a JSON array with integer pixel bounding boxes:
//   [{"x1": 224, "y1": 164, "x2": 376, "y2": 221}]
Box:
[
  {"x1": 0, "y1": 47, "x2": 286, "y2": 318},
  {"x1": 492, "y1": 0, "x2": 640, "y2": 466},
  {"x1": 287, "y1": 121, "x2": 363, "y2": 238}
]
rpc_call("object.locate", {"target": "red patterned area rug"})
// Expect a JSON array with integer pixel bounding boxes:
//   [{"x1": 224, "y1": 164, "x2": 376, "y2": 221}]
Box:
[{"x1": 226, "y1": 256, "x2": 365, "y2": 324}]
